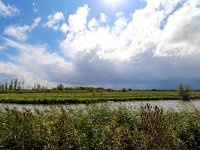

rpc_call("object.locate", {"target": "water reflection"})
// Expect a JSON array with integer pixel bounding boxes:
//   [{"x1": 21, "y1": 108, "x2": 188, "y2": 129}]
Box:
[{"x1": 0, "y1": 100, "x2": 200, "y2": 112}]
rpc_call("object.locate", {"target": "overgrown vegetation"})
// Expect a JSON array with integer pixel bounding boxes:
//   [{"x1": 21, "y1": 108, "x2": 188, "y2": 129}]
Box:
[
  {"x1": 0, "y1": 79, "x2": 199, "y2": 104},
  {"x1": 0, "y1": 104, "x2": 200, "y2": 149},
  {"x1": 177, "y1": 84, "x2": 191, "y2": 100}
]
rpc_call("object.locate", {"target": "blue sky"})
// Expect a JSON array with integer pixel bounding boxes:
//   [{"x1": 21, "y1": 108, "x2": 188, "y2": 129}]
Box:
[{"x1": 0, "y1": 0, "x2": 200, "y2": 89}]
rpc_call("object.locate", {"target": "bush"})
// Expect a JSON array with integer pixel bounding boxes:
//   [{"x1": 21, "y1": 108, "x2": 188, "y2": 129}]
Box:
[{"x1": 177, "y1": 84, "x2": 191, "y2": 100}]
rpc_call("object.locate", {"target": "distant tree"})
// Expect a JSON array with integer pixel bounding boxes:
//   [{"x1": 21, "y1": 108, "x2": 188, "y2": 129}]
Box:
[
  {"x1": 4, "y1": 80, "x2": 8, "y2": 89},
  {"x1": 122, "y1": 88, "x2": 127, "y2": 92},
  {"x1": 0, "y1": 82, "x2": 3, "y2": 89},
  {"x1": 9, "y1": 80, "x2": 13, "y2": 90},
  {"x1": 57, "y1": 84, "x2": 64, "y2": 91},
  {"x1": 14, "y1": 78, "x2": 18, "y2": 90},
  {"x1": 128, "y1": 88, "x2": 132, "y2": 91},
  {"x1": 177, "y1": 84, "x2": 191, "y2": 100},
  {"x1": 107, "y1": 88, "x2": 113, "y2": 92},
  {"x1": 17, "y1": 81, "x2": 21, "y2": 90},
  {"x1": 36, "y1": 84, "x2": 41, "y2": 90}
]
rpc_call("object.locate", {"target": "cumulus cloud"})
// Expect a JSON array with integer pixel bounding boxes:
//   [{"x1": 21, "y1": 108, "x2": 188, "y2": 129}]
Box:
[
  {"x1": 59, "y1": 1, "x2": 200, "y2": 89},
  {"x1": 60, "y1": 23, "x2": 68, "y2": 33},
  {"x1": 155, "y1": 1, "x2": 200, "y2": 57},
  {"x1": 61, "y1": 0, "x2": 200, "y2": 61},
  {"x1": 2, "y1": 0, "x2": 200, "y2": 89},
  {"x1": 88, "y1": 18, "x2": 99, "y2": 29},
  {"x1": 0, "y1": 0, "x2": 19, "y2": 17},
  {"x1": 4, "y1": 17, "x2": 41, "y2": 41},
  {"x1": 67, "y1": 4, "x2": 90, "y2": 33},
  {"x1": 45, "y1": 12, "x2": 64, "y2": 30},
  {"x1": 100, "y1": 13, "x2": 107, "y2": 23}
]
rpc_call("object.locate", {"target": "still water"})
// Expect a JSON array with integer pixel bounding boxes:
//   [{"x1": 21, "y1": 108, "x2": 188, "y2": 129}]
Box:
[{"x1": 0, "y1": 100, "x2": 200, "y2": 112}]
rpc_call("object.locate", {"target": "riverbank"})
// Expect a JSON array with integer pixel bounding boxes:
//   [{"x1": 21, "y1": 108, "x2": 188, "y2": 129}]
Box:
[
  {"x1": 0, "y1": 104, "x2": 200, "y2": 149},
  {"x1": 1, "y1": 91, "x2": 200, "y2": 104}
]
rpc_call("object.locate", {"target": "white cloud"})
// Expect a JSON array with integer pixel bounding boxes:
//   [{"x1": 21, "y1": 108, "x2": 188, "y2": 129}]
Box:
[
  {"x1": 155, "y1": 0, "x2": 200, "y2": 57},
  {"x1": 59, "y1": 1, "x2": 200, "y2": 88},
  {"x1": 2, "y1": 1, "x2": 200, "y2": 89},
  {"x1": 100, "y1": 13, "x2": 107, "y2": 23},
  {"x1": 0, "y1": 0, "x2": 19, "y2": 17},
  {"x1": 4, "y1": 17, "x2": 41, "y2": 41},
  {"x1": 67, "y1": 4, "x2": 90, "y2": 33},
  {"x1": 115, "y1": 12, "x2": 124, "y2": 18},
  {"x1": 2, "y1": 38, "x2": 76, "y2": 87},
  {"x1": 4, "y1": 25, "x2": 31, "y2": 41},
  {"x1": 88, "y1": 18, "x2": 99, "y2": 29},
  {"x1": 45, "y1": 12, "x2": 64, "y2": 30},
  {"x1": 32, "y1": 17, "x2": 41, "y2": 28},
  {"x1": 60, "y1": 23, "x2": 68, "y2": 33},
  {"x1": 32, "y1": 2, "x2": 39, "y2": 13},
  {"x1": 112, "y1": 17, "x2": 127, "y2": 34}
]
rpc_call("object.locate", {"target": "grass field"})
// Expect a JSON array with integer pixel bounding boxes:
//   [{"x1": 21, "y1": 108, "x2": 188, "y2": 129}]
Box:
[
  {"x1": 1, "y1": 90, "x2": 200, "y2": 104},
  {"x1": 0, "y1": 104, "x2": 200, "y2": 149}
]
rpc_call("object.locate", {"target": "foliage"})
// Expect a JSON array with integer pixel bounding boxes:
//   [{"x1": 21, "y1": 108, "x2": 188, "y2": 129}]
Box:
[
  {"x1": 0, "y1": 104, "x2": 200, "y2": 149},
  {"x1": 56, "y1": 84, "x2": 64, "y2": 91},
  {"x1": 178, "y1": 84, "x2": 191, "y2": 100}
]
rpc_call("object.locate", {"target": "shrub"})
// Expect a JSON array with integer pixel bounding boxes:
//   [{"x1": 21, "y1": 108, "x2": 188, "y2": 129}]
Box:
[{"x1": 177, "y1": 84, "x2": 191, "y2": 100}]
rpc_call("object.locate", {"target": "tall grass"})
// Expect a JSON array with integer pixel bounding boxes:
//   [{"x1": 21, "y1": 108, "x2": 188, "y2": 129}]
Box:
[{"x1": 0, "y1": 104, "x2": 200, "y2": 149}]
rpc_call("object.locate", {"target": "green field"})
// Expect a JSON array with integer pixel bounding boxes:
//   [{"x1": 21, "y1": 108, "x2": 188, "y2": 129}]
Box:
[{"x1": 1, "y1": 90, "x2": 200, "y2": 104}]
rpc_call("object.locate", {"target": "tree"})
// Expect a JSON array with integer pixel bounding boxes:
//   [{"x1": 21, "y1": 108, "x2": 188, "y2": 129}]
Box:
[
  {"x1": 4, "y1": 80, "x2": 8, "y2": 89},
  {"x1": 14, "y1": 78, "x2": 18, "y2": 90},
  {"x1": 177, "y1": 84, "x2": 191, "y2": 100},
  {"x1": 57, "y1": 84, "x2": 64, "y2": 91},
  {"x1": 9, "y1": 80, "x2": 13, "y2": 90}
]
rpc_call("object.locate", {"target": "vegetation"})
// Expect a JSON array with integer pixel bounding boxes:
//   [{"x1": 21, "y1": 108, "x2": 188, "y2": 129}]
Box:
[
  {"x1": 1, "y1": 90, "x2": 200, "y2": 104},
  {"x1": 0, "y1": 79, "x2": 199, "y2": 104},
  {"x1": 178, "y1": 84, "x2": 191, "y2": 100},
  {"x1": 0, "y1": 104, "x2": 200, "y2": 149},
  {"x1": 0, "y1": 79, "x2": 24, "y2": 91}
]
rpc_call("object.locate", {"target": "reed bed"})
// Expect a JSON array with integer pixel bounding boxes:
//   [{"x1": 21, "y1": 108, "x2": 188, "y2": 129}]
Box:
[{"x1": 0, "y1": 104, "x2": 200, "y2": 149}]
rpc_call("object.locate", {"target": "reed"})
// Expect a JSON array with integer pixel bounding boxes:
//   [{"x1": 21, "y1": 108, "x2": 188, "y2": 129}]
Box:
[{"x1": 0, "y1": 104, "x2": 200, "y2": 149}]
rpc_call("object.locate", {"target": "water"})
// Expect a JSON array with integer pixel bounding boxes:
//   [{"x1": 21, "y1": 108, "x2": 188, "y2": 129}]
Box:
[{"x1": 0, "y1": 100, "x2": 200, "y2": 112}]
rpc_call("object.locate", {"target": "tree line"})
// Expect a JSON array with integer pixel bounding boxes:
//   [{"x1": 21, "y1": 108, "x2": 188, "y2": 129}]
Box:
[{"x1": 0, "y1": 79, "x2": 24, "y2": 90}]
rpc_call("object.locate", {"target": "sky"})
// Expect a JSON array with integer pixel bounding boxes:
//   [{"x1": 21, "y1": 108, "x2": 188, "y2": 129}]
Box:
[{"x1": 0, "y1": 0, "x2": 200, "y2": 89}]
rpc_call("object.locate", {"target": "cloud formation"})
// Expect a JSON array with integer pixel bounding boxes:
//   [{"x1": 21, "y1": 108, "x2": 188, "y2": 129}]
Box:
[
  {"x1": 4, "y1": 17, "x2": 41, "y2": 41},
  {"x1": 1, "y1": 38, "x2": 75, "y2": 87},
  {"x1": 59, "y1": 0, "x2": 200, "y2": 88},
  {"x1": 67, "y1": 4, "x2": 90, "y2": 33},
  {"x1": 45, "y1": 12, "x2": 64, "y2": 30},
  {"x1": 2, "y1": 0, "x2": 200, "y2": 89},
  {"x1": 0, "y1": 0, "x2": 19, "y2": 17}
]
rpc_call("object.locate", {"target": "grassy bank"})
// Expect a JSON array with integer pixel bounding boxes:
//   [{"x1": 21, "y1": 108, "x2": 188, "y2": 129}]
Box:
[
  {"x1": 0, "y1": 91, "x2": 200, "y2": 104},
  {"x1": 0, "y1": 104, "x2": 200, "y2": 149}
]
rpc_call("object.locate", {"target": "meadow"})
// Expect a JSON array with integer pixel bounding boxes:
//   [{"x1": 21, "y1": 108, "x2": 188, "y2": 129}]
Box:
[
  {"x1": 0, "y1": 79, "x2": 197, "y2": 104},
  {"x1": 0, "y1": 104, "x2": 200, "y2": 149},
  {"x1": 0, "y1": 90, "x2": 200, "y2": 104}
]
